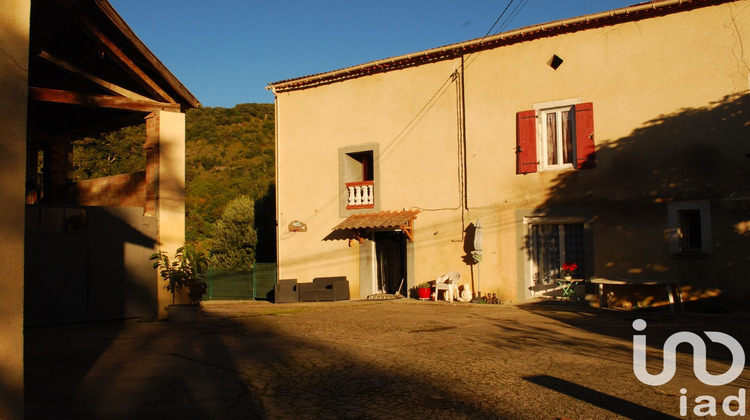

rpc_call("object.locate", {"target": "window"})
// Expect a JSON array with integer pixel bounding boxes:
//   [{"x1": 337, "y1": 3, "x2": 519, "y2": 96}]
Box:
[
  {"x1": 529, "y1": 223, "x2": 586, "y2": 285},
  {"x1": 516, "y1": 101, "x2": 595, "y2": 174},
  {"x1": 347, "y1": 151, "x2": 373, "y2": 183},
  {"x1": 339, "y1": 144, "x2": 379, "y2": 216},
  {"x1": 668, "y1": 201, "x2": 711, "y2": 256},
  {"x1": 678, "y1": 210, "x2": 702, "y2": 252},
  {"x1": 541, "y1": 106, "x2": 574, "y2": 170}
]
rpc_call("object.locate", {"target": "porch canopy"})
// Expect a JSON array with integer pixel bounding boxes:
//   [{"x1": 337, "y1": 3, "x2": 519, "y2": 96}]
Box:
[{"x1": 332, "y1": 210, "x2": 419, "y2": 242}]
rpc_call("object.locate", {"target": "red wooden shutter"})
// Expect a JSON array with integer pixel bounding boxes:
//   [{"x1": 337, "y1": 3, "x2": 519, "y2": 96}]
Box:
[
  {"x1": 516, "y1": 110, "x2": 537, "y2": 174},
  {"x1": 575, "y1": 102, "x2": 595, "y2": 169}
]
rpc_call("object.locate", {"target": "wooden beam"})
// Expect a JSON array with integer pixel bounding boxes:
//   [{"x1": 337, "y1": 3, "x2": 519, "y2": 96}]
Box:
[
  {"x1": 35, "y1": 50, "x2": 154, "y2": 102},
  {"x1": 29, "y1": 87, "x2": 181, "y2": 113},
  {"x1": 94, "y1": 0, "x2": 201, "y2": 108},
  {"x1": 77, "y1": 13, "x2": 176, "y2": 103},
  {"x1": 400, "y1": 219, "x2": 415, "y2": 242}
]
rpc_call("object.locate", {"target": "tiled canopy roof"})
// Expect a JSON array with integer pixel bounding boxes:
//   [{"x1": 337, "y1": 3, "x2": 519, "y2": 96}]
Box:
[{"x1": 332, "y1": 210, "x2": 419, "y2": 231}]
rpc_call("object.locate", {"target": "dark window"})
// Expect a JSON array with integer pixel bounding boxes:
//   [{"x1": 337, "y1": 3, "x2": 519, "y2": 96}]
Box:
[
  {"x1": 678, "y1": 210, "x2": 702, "y2": 252},
  {"x1": 348, "y1": 151, "x2": 373, "y2": 181}
]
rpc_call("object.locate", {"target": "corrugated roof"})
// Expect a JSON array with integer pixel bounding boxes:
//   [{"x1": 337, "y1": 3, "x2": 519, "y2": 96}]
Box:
[
  {"x1": 268, "y1": 0, "x2": 732, "y2": 93},
  {"x1": 333, "y1": 210, "x2": 419, "y2": 231}
]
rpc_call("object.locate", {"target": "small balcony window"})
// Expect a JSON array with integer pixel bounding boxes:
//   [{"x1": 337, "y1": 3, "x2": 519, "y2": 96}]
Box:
[{"x1": 339, "y1": 145, "x2": 379, "y2": 215}]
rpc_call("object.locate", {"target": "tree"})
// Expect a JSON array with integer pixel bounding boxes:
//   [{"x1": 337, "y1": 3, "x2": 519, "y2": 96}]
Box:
[
  {"x1": 71, "y1": 125, "x2": 146, "y2": 181},
  {"x1": 210, "y1": 195, "x2": 258, "y2": 269}
]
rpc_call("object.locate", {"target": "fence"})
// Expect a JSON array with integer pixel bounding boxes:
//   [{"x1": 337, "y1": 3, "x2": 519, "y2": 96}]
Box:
[{"x1": 207, "y1": 262, "x2": 277, "y2": 301}]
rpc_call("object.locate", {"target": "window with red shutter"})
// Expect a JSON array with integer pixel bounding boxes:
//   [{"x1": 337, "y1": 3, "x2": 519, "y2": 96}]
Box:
[
  {"x1": 516, "y1": 101, "x2": 595, "y2": 173},
  {"x1": 516, "y1": 110, "x2": 537, "y2": 174},
  {"x1": 574, "y1": 102, "x2": 595, "y2": 169}
]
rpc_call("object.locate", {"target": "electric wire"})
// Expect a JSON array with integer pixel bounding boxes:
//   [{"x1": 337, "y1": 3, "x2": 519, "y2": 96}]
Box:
[
  {"x1": 495, "y1": 0, "x2": 530, "y2": 35},
  {"x1": 480, "y1": 0, "x2": 516, "y2": 43},
  {"x1": 463, "y1": 0, "x2": 527, "y2": 70}
]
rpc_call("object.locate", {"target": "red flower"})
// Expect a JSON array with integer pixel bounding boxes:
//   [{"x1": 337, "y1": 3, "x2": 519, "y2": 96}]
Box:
[
  {"x1": 561, "y1": 263, "x2": 579, "y2": 278},
  {"x1": 562, "y1": 262, "x2": 578, "y2": 272}
]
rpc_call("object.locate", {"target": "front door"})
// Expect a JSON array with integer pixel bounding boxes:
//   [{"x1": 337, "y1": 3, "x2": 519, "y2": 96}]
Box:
[{"x1": 375, "y1": 231, "x2": 406, "y2": 295}]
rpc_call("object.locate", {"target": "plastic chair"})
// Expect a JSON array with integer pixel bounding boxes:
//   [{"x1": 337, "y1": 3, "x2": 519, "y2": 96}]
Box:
[{"x1": 434, "y1": 272, "x2": 461, "y2": 302}]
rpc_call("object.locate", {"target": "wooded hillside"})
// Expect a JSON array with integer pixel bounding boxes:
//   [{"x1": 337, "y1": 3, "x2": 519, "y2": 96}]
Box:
[{"x1": 71, "y1": 103, "x2": 276, "y2": 263}]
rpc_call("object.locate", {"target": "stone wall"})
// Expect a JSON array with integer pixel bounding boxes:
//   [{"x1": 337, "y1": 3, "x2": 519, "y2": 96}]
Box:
[{"x1": 75, "y1": 171, "x2": 147, "y2": 208}]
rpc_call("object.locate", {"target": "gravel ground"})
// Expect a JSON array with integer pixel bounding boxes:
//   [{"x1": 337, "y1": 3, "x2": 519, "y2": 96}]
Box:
[{"x1": 25, "y1": 299, "x2": 750, "y2": 419}]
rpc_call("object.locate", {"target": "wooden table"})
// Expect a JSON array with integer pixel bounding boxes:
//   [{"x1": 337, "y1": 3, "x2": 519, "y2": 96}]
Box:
[{"x1": 590, "y1": 278, "x2": 683, "y2": 312}]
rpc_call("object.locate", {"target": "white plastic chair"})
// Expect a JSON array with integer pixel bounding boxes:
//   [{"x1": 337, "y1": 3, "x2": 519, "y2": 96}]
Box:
[{"x1": 434, "y1": 272, "x2": 461, "y2": 302}]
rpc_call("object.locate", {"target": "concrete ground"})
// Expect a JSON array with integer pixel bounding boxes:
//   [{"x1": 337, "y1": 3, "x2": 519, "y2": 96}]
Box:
[{"x1": 25, "y1": 299, "x2": 750, "y2": 419}]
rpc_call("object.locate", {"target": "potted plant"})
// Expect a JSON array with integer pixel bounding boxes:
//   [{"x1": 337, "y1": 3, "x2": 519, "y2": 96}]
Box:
[
  {"x1": 150, "y1": 245, "x2": 208, "y2": 323},
  {"x1": 561, "y1": 262, "x2": 578, "y2": 280},
  {"x1": 415, "y1": 282, "x2": 432, "y2": 300}
]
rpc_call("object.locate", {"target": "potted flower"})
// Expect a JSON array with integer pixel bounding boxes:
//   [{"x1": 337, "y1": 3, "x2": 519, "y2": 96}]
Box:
[
  {"x1": 150, "y1": 245, "x2": 208, "y2": 323},
  {"x1": 561, "y1": 262, "x2": 578, "y2": 280},
  {"x1": 415, "y1": 282, "x2": 432, "y2": 300}
]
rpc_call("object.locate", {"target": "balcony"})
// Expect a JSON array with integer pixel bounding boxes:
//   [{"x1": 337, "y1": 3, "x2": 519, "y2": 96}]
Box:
[{"x1": 346, "y1": 180, "x2": 374, "y2": 209}]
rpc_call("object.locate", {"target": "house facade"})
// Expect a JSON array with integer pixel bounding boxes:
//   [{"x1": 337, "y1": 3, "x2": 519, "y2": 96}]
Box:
[{"x1": 269, "y1": 0, "x2": 750, "y2": 308}]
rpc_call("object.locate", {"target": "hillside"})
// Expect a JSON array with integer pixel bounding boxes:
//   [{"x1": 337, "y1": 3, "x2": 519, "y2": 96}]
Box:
[{"x1": 71, "y1": 103, "x2": 276, "y2": 262}]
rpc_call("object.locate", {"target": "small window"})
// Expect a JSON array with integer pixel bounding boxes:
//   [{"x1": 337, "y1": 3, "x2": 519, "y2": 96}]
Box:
[
  {"x1": 668, "y1": 201, "x2": 711, "y2": 256},
  {"x1": 678, "y1": 209, "x2": 702, "y2": 252},
  {"x1": 339, "y1": 144, "x2": 379, "y2": 216},
  {"x1": 347, "y1": 151, "x2": 373, "y2": 182}
]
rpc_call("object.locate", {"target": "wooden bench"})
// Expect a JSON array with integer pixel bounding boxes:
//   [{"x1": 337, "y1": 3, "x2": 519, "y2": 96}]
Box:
[{"x1": 590, "y1": 278, "x2": 683, "y2": 312}]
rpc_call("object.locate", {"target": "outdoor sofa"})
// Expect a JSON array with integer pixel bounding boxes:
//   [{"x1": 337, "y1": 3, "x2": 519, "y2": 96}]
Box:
[
  {"x1": 298, "y1": 277, "x2": 350, "y2": 302},
  {"x1": 274, "y1": 279, "x2": 300, "y2": 303}
]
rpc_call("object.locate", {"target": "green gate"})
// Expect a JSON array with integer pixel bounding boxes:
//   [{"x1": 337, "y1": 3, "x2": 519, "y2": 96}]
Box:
[{"x1": 207, "y1": 262, "x2": 277, "y2": 300}]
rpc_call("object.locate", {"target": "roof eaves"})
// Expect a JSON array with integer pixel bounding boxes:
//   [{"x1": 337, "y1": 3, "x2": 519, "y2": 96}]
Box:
[
  {"x1": 94, "y1": 0, "x2": 201, "y2": 109},
  {"x1": 267, "y1": 0, "x2": 731, "y2": 93}
]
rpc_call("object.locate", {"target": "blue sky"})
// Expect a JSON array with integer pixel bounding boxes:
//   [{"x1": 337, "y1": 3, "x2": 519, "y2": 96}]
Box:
[{"x1": 110, "y1": 0, "x2": 641, "y2": 107}]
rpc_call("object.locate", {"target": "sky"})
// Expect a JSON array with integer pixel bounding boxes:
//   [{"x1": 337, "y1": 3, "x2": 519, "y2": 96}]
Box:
[{"x1": 109, "y1": 0, "x2": 642, "y2": 107}]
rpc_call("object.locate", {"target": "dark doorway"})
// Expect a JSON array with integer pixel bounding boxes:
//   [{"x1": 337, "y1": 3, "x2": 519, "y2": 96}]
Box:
[{"x1": 375, "y1": 231, "x2": 406, "y2": 295}]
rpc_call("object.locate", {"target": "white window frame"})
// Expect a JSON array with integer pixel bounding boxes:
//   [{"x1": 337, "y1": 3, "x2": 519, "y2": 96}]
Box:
[
  {"x1": 534, "y1": 98, "x2": 580, "y2": 171},
  {"x1": 667, "y1": 200, "x2": 711, "y2": 256}
]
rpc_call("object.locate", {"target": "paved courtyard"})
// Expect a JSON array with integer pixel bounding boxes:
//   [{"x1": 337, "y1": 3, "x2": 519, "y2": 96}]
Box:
[{"x1": 25, "y1": 299, "x2": 750, "y2": 419}]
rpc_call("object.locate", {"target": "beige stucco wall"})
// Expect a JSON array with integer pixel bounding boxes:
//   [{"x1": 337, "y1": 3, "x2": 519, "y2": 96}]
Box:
[
  {"x1": 152, "y1": 110, "x2": 187, "y2": 317},
  {"x1": 0, "y1": 1, "x2": 29, "y2": 418},
  {"x1": 276, "y1": 1, "x2": 750, "y2": 306}
]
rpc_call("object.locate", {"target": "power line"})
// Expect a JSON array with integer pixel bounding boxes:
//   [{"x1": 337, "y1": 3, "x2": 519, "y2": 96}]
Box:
[
  {"x1": 495, "y1": 0, "x2": 530, "y2": 35},
  {"x1": 480, "y1": 0, "x2": 516, "y2": 43}
]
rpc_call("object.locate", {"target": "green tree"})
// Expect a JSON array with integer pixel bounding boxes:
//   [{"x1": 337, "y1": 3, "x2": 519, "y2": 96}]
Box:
[
  {"x1": 71, "y1": 103, "x2": 276, "y2": 257},
  {"x1": 210, "y1": 195, "x2": 258, "y2": 269},
  {"x1": 71, "y1": 125, "x2": 146, "y2": 181}
]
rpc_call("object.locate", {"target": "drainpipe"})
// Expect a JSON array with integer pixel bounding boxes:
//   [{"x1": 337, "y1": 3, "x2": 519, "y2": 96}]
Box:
[{"x1": 274, "y1": 94, "x2": 281, "y2": 282}]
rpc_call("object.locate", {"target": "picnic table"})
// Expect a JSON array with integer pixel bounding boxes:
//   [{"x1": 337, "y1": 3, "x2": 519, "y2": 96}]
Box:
[{"x1": 590, "y1": 278, "x2": 683, "y2": 312}]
